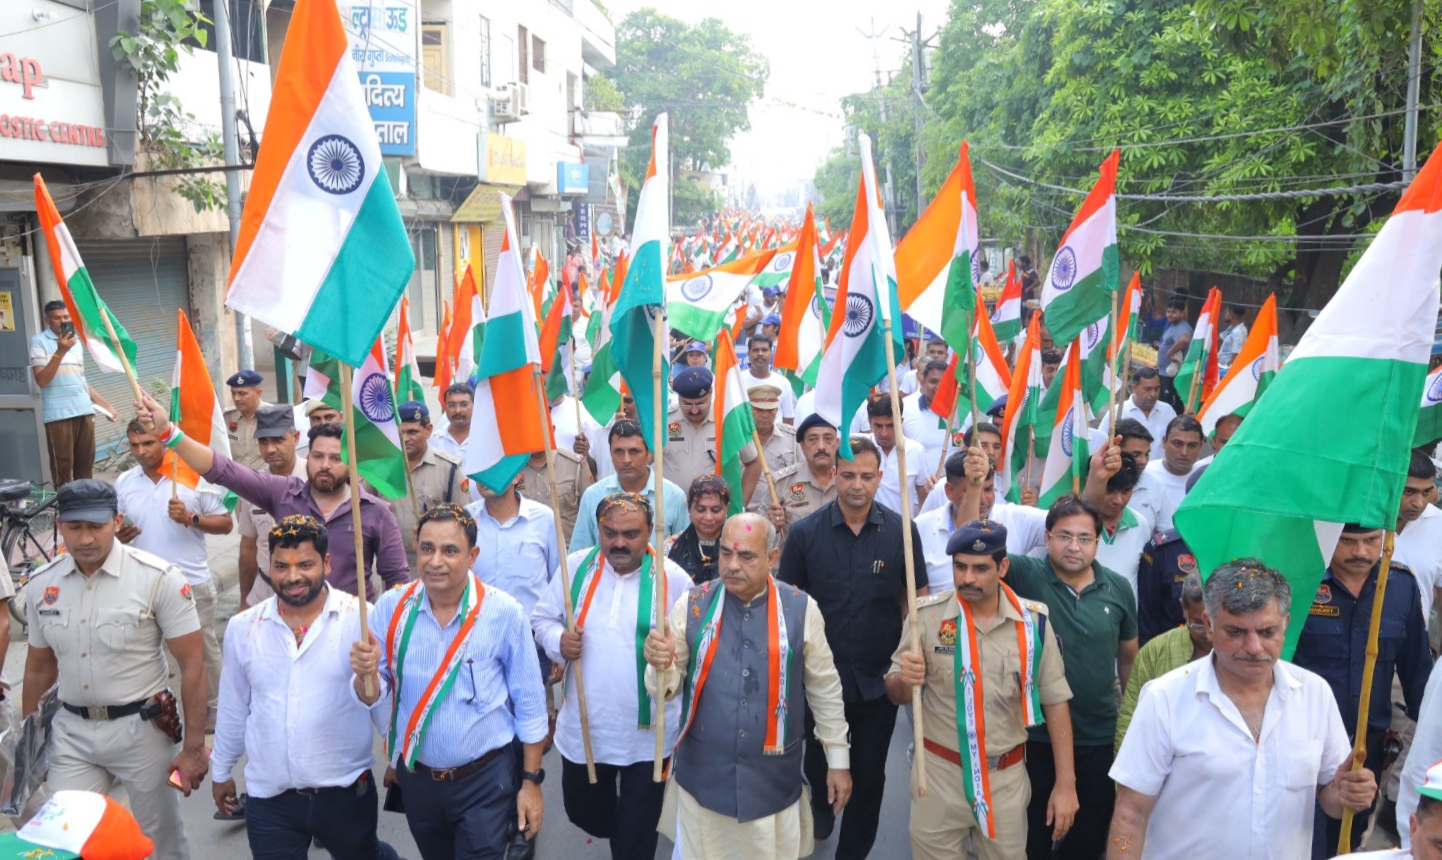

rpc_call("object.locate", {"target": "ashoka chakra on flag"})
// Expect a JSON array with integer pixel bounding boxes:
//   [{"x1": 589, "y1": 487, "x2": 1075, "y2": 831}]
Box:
[
  {"x1": 359, "y1": 373, "x2": 395, "y2": 422},
  {"x1": 308, "y1": 135, "x2": 365, "y2": 194},
  {"x1": 1050, "y1": 246, "x2": 1078, "y2": 291},
  {"x1": 843, "y1": 293, "x2": 874, "y2": 337}
]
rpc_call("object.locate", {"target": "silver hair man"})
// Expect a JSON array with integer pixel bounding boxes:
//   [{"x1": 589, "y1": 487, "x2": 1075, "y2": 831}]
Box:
[{"x1": 1201, "y1": 558, "x2": 1291, "y2": 621}]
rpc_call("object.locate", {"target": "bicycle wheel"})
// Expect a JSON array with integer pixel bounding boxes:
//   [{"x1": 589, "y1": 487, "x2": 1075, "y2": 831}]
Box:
[{"x1": 3, "y1": 504, "x2": 61, "y2": 628}]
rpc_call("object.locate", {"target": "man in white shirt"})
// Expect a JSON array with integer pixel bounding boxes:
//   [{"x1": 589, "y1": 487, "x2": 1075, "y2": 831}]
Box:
[
  {"x1": 1080, "y1": 446, "x2": 1153, "y2": 599},
  {"x1": 466, "y1": 475, "x2": 560, "y2": 637},
  {"x1": 532, "y1": 493, "x2": 691, "y2": 860},
  {"x1": 1141, "y1": 415, "x2": 1204, "y2": 532},
  {"x1": 902, "y1": 359, "x2": 955, "y2": 469},
  {"x1": 115, "y1": 419, "x2": 233, "y2": 729},
  {"x1": 1107, "y1": 560, "x2": 1376, "y2": 860},
  {"x1": 866, "y1": 395, "x2": 935, "y2": 513},
  {"x1": 1117, "y1": 368, "x2": 1176, "y2": 462},
  {"x1": 1217, "y1": 304, "x2": 1248, "y2": 374},
  {"x1": 429, "y1": 382, "x2": 474, "y2": 461},
  {"x1": 1111, "y1": 418, "x2": 1173, "y2": 531},
  {"x1": 211, "y1": 516, "x2": 400, "y2": 859},
  {"x1": 742, "y1": 335, "x2": 797, "y2": 424},
  {"x1": 1367, "y1": 760, "x2": 1442, "y2": 859},
  {"x1": 916, "y1": 449, "x2": 1048, "y2": 591},
  {"x1": 1392, "y1": 449, "x2": 1442, "y2": 628},
  {"x1": 1195, "y1": 413, "x2": 1242, "y2": 468}
]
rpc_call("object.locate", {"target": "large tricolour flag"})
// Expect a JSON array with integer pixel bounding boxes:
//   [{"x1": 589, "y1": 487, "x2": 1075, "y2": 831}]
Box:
[
  {"x1": 1036, "y1": 341, "x2": 1090, "y2": 507},
  {"x1": 775, "y1": 203, "x2": 831, "y2": 394},
  {"x1": 666, "y1": 249, "x2": 776, "y2": 343},
  {"x1": 1176, "y1": 142, "x2": 1442, "y2": 656},
  {"x1": 169, "y1": 310, "x2": 232, "y2": 499},
  {"x1": 610, "y1": 115, "x2": 669, "y2": 452},
  {"x1": 304, "y1": 338, "x2": 407, "y2": 498},
  {"x1": 1197, "y1": 293, "x2": 1278, "y2": 437},
  {"x1": 225, "y1": 0, "x2": 413, "y2": 368},
  {"x1": 1040, "y1": 150, "x2": 1119, "y2": 347},
  {"x1": 34, "y1": 175, "x2": 137, "y2": 375},
  {"x1": 465, "y1": 194, "x2": 550, "y2": 493},
  {"x1": 813, "y1": 134, "x2": 904, "y2": 459},
  {"x1": 713, "y1": 337, "x2": 757, "y2": 514},
  {"x1": 896, "y1": 141, "x2": 979, "y2": 352}
]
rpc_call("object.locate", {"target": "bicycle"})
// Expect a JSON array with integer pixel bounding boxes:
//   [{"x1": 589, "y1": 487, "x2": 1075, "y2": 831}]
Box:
[{"x1": 0, "y1": 480, "x2": 61, "y2": 629}]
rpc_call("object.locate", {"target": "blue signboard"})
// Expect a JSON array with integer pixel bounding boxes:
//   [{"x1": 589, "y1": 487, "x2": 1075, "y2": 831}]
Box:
[
  {"x1": 360, "y1": 72, "x2": 416, "y2": 156},
  {"x1": 557, "y1": 162, "x2": 590, "y2": 195}
]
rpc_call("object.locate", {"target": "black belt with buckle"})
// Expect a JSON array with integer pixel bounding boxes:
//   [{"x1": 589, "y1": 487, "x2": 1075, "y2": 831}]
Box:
[
  {"x1": 62, "y1": 699, "x2": 150, "y2": 721},
  {"x1": 412, "y1": 746, "x2": 505, "y2": 782}
]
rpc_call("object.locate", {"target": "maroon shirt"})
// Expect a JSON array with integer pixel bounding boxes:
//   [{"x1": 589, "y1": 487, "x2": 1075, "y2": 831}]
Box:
[{"x1": 204, "y1": 454, "x2": 409, "y2": 599}]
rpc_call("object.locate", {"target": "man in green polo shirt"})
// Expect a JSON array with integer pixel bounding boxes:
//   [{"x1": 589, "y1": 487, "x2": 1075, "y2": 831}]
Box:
[{"x1": 1001, "y1": 493, "x2": 1139, "y2": 860}]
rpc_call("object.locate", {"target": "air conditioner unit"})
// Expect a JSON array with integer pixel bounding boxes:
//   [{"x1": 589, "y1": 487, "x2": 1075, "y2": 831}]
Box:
[
  {"x1": 515, "y1": 83, "x2": 531, "y2": 116},
  {"x1": 491, "y1": 86, "x2": 521, "y2": 122}
]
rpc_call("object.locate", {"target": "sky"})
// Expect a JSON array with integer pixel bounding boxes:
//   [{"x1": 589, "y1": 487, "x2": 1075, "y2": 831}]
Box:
[{"x1": 606, "y1": 0, "x2": 954, "y2": 201}]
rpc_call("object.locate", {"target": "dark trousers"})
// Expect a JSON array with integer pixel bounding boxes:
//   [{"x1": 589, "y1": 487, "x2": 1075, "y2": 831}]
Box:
[
  {"x1": 1026, "y1": 741, "x2": 1114, "y2": 860},
  {"x1": 395, "y1": 746, "x2": 518, "y2": 860},
  {"x1": 1157, "y1": 375, "x2": 1185, "y2": 414},
  {"x1": 804, "y1": 695, "x2": 897, "y2": 860},
  {"x1": 245, "y1": 772, "x2": 399, "y2": 860},
  {"x1": 44, "y1": 414, "x2": 94, "y2": 486},
  {"x1": 1312, "y1": 729, "x2": 1385, "y2": 859},
  {"x1": 561, "y1": 757, "x2": 667, "y2": 860}
]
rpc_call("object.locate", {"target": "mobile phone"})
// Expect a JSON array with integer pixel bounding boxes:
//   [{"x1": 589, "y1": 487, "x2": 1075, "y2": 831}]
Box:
[
  {"x1": 167, "y1": 768, "x2": 184, "y2": 790},
  {"x1": 122, "y1": 515, "x2": 134, "y2": 529},
  {"x1": 59, "y1": 322, "x2": 75, "y2": 337}
]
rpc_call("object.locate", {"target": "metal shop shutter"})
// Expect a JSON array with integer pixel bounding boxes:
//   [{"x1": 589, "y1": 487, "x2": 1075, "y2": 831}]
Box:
[{"x1": 74, "y1": 238, "x2": 192, "y2": 457}]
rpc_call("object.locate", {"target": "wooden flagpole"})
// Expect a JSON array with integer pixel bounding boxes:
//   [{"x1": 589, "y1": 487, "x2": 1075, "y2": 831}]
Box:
[
  {"x1": 1025, "y1": 425, "x2": 1036, "y2": 502},
  {"x1": 967, "y1": 307, "x2": 982, "y2": 483},
  {"x1": 532, "y1": 372, "x2": 597, "y2": 783},
  {"x1": 752, "y1": 427, "x2": 781, "y2": 508},
  {"x1": 569, "y1": 334, "x2": 587, "y2": 497},
  {"x1": 651, "y1": 306, "x2": 669, "y2": 783},
  {"x1": 1338, "y1": 530, "x2": 1396, "y2": 853},
  {"x1": 1184, "y1": 355, "x2": 1204, "y2": 416},
  {"x1": 881, "y1": 314, "x2": 927, "y2": 797},
  {"x1": 1109, "y1": 289, "x2": 1124, "y2": 433},
  {"x1": 338, "y1": 363, "x2": 373, "y2": 698}
]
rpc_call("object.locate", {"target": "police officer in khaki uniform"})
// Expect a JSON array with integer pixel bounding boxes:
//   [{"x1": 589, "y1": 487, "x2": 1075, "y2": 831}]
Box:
[
  {"x1": 23, "y1": 480, "x2": 210, "y2": 860},
  {"x1": 392, "y1": 401, "x2": 466, "y2": 569},
  {"x1": 518, "y1": 445, "x2": 592, "y2": 544},
  {"x1": 755, "y1": 412, "x2": 839, "y2": 530},
  {"x1": 749, "y1": 383, "x2": 797, "y2": 473},
  {"x1": 236, "y1": 405, "x2": 308, "y2": 609},
  {"x1": 664, "y1": 366, "x2": 761, "y2": 502},
  {"x1": 886, "y1": 519, "x2": 1077, "y2": 860},
  {"x1": 223, "y1": 369, "x2": 271, "y2": 471}
]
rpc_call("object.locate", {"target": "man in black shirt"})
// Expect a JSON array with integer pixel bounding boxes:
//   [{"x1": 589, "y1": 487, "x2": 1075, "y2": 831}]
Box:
[{"x1": 778, "y1": 435, "x2": 927, "y2": 858}]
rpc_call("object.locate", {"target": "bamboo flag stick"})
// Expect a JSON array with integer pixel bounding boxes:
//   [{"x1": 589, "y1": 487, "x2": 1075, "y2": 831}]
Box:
[
  {"x1": 752, "y1": 427, "x2": 781, "y2": 508},
  {"x1": 1184, "y1": 354, "x2": 1204, "y2": 416},
  {"x1": 339, "y1": 363, "x2": 373, "y2": 699},
  {"x1": 1025, "y1": 425, "x2": 1036, "y2": 502},
  {"x1": 569, "y1": 336, "x2": 587, "y2": 497},
  {"x1": 532, "y1": 372, "x2": 597, "y2": 783},
  {"x1": 934, "y1": 404, "x2": 957, "y2": 482},
  {"x1": 1338, "y1": 530, "x2": 1396, "y2": 854},
  {"x1": 651, "y1": 307, "x2": 669, "y2": 783},
  {"x1": 881, "y1": 314, "x2": 927, "y2": 797},
  {"x1": 1109, "y1": 290, "x2": 1124, "y2": 433}
]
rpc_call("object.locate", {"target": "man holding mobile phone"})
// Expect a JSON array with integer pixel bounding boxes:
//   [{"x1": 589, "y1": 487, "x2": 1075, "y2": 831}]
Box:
[{"x1": 29, "y1": 300, "x2": 117, "y2": 485}]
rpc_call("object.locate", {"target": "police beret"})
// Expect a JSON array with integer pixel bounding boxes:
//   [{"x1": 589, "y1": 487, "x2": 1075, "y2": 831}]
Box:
[
  {"x1": 57, "y1": 478, "x2": 118, "y2": 524},
  {"x1": 398, "y1": 400, "x2": 430, "y2": 423},
  {"x1": 761, "y1": 313, "x2": 782, "y2": 326},
  {"x1": 1342, "y1": 522, "x2": 1385, "y2": 533},
  {"x1": 672, "y1": 367, "x2": 714, "y2": 398},
  {"x1": 253, "y1": 404, "x2": 296, "y2": 439},
  {"x1": 985, "y1": 393, "x2": 1008, "y2": 419},
  {"x1": 795, "y1": 412, "x2": 836, "y2": 439},
  {"x1": 946, "y1": 518, "x2": 1009, "y2": 556},
  {"x1": 226, "y1": 369, "x2": 264, "y2": 388}
]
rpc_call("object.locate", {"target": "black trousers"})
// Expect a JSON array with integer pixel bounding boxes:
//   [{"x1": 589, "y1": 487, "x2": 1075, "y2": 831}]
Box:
[
  {"x1": 804, "y1": 695, "x2": 897, "y2": 860},
  {"x1": 561, "y1": 757, "x2": 668, "y2": 860},
  {"x1": 245, "y1": 772, "x2": 399, "y2": 860},
  {"x1": 395, "y1": 746, "x2": 518, "y2": 860},
  {"x1": 1025, "y1": 740, "x2": 1114, "y2": 860},
  {"x1": 1311, "y1": 728, "x2": 1385, "y2": 859}
]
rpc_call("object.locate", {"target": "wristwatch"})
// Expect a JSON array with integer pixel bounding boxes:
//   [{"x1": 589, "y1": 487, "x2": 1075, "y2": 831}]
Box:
[
  {"x1": 521, "y1": 768, "x2": 545, "y2": 786},
  {"x1": 189, "y1": 513, "x2": 201, "y2": 527}
]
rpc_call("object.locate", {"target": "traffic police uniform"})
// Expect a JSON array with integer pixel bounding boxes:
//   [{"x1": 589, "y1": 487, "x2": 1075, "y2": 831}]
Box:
[
  {"x1": 518, "y1": 448, "x2": 592, "y2": 545},
  {"x1": 391, "y1": 402, "x2": 467, "y2": 569},
  {"x1": 1134, "y1": 527, "x2": 1196, "y2": 645},
  {"x1": 749, "y1": 384, "x2": 798, "y2": 474},
  {"x1": 27, "y1": 480, "x2": 202, "y2": 860},
  {"x1": 890, "y1": 521, "x2": 1071, "y2": 860},
  {"x1": 224, "y1": 369, "x2": 271, "y2": 471},
  {"x1": 663, "y1": 367, "x2": 757, "y2": 495}
]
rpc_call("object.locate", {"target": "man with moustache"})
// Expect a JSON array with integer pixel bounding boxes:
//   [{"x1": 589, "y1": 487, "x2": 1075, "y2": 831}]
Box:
[
  {"x1": 532, "y1": 493, "x2": 692, "y2": 860},
  {"x1": 757, "y1": 413, "x2": 840, "y2": 533},
  {"x1": 236, "y1": 405, "x2": 308, "y2": 609},
  {"x1": 917, "y1": 449, "x2": 1048, "y2": 590},
  {"x1": 570, "y1": 420, "x2": 689, "y2": 553},
  {"x1": 211, "y1": 516, "x2": 400, "y2": 859},
  {"x1": 138, "y1": 392, "x2": 409, "y2": 601}
]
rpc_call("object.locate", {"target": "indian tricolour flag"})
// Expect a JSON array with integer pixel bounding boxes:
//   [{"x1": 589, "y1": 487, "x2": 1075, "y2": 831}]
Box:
[
  {"x1": 1102, "y1": 272, "x2": 1143, "y2": 406},
  {"x1": 305, "y1": 338, "x2": 407, "y2": 498},
  {"x1": 775, "y1": 203, "x2": 831, "y2": 395},
  {"x1": 666, "y1": 249, "x2": 776, "y2": 343},
  {"x1": 813, "y1": 134, "x2": 904, "y2": 459},
  {"x1": 715, "y1": 230, "x2": 740, "y2": 265},
  {"x1": 1036, "y1": 341, "x2": 1090, "y2": 507},
  {"x1": 1416, "y1": 364, "x2": 1442, "y2": 448},
  {"x1": 713, "y1": 337, "x2": 757, "y2": 514},
  {"x1": 583, "y1": 257, "x2": 625, "y2": 425},
  {"x1": 1000, "y1": 314, "x2": 1044, "y2": 503},
  {"x1": 1177, "y1": 142, "x2": 1442, "y2": 657},
  {"x1": 753, "y1": 239, "x2": 799, "y2": 288},
  {"x1": 1175, "y1": 287, "x2": 1221, "y2": 413},
  {"x1": 395, "y1": 297, "x2": 426, "y2": 405},
  {"x1": 224, "y1": 0, "x2": 413, "y2": 368},
  {"x1": 896, "y1": 141, "x2": 979, "y2": 352},
  {"x1": 1197, "y1": 293, "x2": 1278, "y2": 438},
  {"x1": 34, "y1": 175, "x2": 137, "y2": 375},
  {"x1": 932, "y1": 289, "x2": 1013, "y2": 427},
  {"x1": 540, "y1": 280, "x2": 575, "y2": 400},
  {"x1": 465, "y1": 193, "x2": 550, "y2": 493},
  {"x1": 1040, "y1": 150, "x2": 1119, "y2": 347},
  {"x1": 1039, "y1": 310, "x2": 1111, "y2": 455},
  {"x1": 169, "y1": 310, "x2": 233, "y2": 505},
  {"x1": 992, "y1": 258, "x2": 1023, "y2": 343}
]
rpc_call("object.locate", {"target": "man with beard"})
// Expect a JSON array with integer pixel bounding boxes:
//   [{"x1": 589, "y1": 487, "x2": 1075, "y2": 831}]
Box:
[
  {"x1": 429, "y1": 382, "x2": 475, "y2": 462},
  {"x1": 138, "y1": 392, "x2": 409, "y2": 601},
  {"x1": 237, "y1": 406, "x2": 308, "y2": 609},
  {"x1": 211, "y1": 516, "x2": 400, "y2": 860},
  {"x1": 532, "y1": 493, "x2": 692, "y2": 860},
  {"x1": 757, "y1": 413, "x2": 840, "y2": 536}
]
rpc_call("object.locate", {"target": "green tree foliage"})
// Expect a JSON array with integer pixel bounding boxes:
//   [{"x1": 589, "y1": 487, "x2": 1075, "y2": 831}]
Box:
[{"x1": 602, "y1": 8, "x2": 769, "y2": 228}]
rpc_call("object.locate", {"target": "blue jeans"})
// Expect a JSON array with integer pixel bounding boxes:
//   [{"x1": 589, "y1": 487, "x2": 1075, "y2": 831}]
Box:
[{"x1": 245, "y1": 771, "x2": 399, "y2": 860}]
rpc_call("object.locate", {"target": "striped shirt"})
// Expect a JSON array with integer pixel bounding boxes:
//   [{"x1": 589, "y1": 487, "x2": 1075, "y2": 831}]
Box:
[
  {"x1": 365, "y1": 580, "x2": 548, "y2": 769},
  {"x1": 28, "y1": 330, "x2": 91, "y2": 423}
]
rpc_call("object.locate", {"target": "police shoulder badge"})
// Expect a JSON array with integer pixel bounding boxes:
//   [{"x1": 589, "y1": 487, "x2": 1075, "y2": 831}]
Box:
[
  {"x1": 668, "y1": 421, "x2": 683, "y2": 439},
  {"x1": 1177, "y1": 554, "x2": 1198, "y2": 574},
  {"x1": 790, "y1": 482, "x2": 805, "y2": 503},
  {"x1": 180, "y1": 583, "x2": 193, "y2": 601},
  {"x1": 1314, "y1": 584, "x2": 1332, "y2": 605},
  {"x1": 938, "y1": 618, "x2": 957, "y2": 648},
  {"x1": 42, "y1": 586, "x2": 59, "y2": 606},
  {"x1": 951, "y1": 430, "x2": 965, "y2": 447}
]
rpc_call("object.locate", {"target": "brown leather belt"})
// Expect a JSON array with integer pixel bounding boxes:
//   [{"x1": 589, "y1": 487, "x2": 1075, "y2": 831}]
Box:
[
  {"x1": 411, "y1": 746, "x2": 506, "y2": 782},
  {"x1": 923, "y1": 738, "x2": 1024, "y2": 771}
]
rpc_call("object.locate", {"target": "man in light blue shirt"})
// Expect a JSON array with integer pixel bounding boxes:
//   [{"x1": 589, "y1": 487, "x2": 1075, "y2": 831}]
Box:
[
  {"x1": 28, "y1": 300, "x2": 116, "y2": 484},
  {"x1": 570, "y1": 419, "x2": 689, "y2": 552},
  {"x1": 466, "y1": 475, "x2": 560, "y2": 669},
  {"x1": 351, "y1": 504, "x2": 548, "y2": 859},
  {"x1": 1217, "y1": 304, "x2": 1249, "y2": 374}
]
